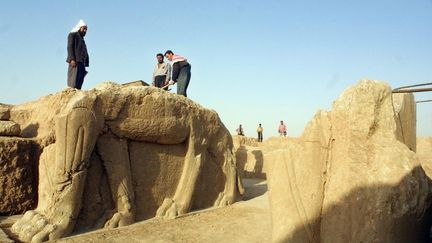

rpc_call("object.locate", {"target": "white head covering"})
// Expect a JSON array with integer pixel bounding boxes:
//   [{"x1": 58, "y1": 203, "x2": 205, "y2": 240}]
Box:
[{"x1": 70, "y1": 19, "x2": 87, "y2": 33}]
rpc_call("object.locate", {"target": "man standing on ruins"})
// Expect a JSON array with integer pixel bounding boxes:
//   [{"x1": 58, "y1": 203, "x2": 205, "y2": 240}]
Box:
[
  {"x1": 66, "y1": 20, "x2": 89, "y2": 90},
  {"x1": 257, "y1": 124, "x2": 263, "y2": 142},
  {"x1": 164, "y1": 50, "x2": 191, "y2": 97},
  {"x1": 152, "y1": 53, "x2": 171, "y2": 90},
  {"x1": 236, "y1": 124, "x2": 244, "y2": 136},
  {"x1": 278, "y1": 121, "x2": 287, "y2": 137}
]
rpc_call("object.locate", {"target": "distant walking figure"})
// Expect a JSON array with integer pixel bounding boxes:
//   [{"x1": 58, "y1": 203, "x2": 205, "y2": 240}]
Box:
[
  {"x1": 236, "y1": 124, "x2": 244, "y2": 136},
  {"x1": 66, "y1": 20, "x2": 89, "y2": 89},
  {"x1": 278, "y1": 121, "x2": 287, "y2": 137},
  {"x1": 164, "y1": 50, "x2": 191, "y2": 97},
  {"x1": 152, "y1": 53, "x2": 171, "y2": 90},
  {"x1": 257, "y1": 124, "x2": 263, "y2": 142}
]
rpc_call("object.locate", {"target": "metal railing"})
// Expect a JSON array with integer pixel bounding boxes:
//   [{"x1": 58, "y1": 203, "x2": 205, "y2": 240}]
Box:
[{"x1": 392, "y1": 82, "x2": 432, "y2": 104}]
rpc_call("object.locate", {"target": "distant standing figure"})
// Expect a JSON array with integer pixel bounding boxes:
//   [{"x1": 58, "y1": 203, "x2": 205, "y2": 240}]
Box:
[
  {"x1": 164, "y1": 50, "x2": 191, "y2": 97},
  {"x1": 66, "y1": 20, "x2": 89, "y2": 90},
  {"x1": 236, "y1": 125, "x2": 244, "y2": 136},
  {"x1": 152, "y1": 53, "x2": 171, "y2": 90},
  {"x1": 257, "y1": 124, "x2": 263, "y2": 142},
  {"x1": 278, "y1": 121, "x2": 287, "y2": 137}
]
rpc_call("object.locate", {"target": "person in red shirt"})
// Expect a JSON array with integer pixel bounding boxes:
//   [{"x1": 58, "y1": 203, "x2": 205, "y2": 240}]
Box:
[{"x1": 278, "y1": 121, "x2": 287, "y2": 137}]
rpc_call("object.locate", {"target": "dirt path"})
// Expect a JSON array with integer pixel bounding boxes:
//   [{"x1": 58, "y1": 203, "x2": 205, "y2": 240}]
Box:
[{"x1": 56, "y1": 179, "x2": 271, "y2": 243}]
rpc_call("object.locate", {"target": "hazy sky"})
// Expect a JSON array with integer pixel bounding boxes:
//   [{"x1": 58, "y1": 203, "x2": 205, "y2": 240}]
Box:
[{"x1": 1, "y1": 0, "x2": 432, "y2": 138}]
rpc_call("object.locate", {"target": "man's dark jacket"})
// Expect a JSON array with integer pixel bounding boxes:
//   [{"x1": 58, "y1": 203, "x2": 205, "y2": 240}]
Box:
[{"x1": 66, "y1": 32, "x2": 89, "y2": 67}]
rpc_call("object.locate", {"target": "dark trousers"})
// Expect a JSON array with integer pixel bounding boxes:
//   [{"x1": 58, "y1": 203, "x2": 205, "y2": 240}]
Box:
[
  {"x1": 258, "y1": 132, "x2": 263, "y2": 142},
  {"x1": 67, "y1": 62, "x2": 87, "y2": 89},
  {"x1": 177, "y1": 65, "x2": 191, "y2": 97},
  {"x1": 154, "y1": 75, "x2": 166, "y2": 88}
]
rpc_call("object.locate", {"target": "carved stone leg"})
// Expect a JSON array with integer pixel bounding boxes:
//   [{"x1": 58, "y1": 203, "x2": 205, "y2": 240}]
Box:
[
  {"x1": 214, "y1": 150, "x2": 242, "y2": 207},
  {"x1": 12, "y1": 93, "x2": 102, "y2": 242},
  {"x1": 97, "y1": 133, "x2": 135, "y2": 228},
  {"x1": 156, "y1": 134, "x2": 204, "y2": 219}
]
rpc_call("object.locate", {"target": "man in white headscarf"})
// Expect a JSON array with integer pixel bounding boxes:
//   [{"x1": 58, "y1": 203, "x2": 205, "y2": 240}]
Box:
[{"x1": 66, "y1": 20, "x2": 89, "y2": 89}]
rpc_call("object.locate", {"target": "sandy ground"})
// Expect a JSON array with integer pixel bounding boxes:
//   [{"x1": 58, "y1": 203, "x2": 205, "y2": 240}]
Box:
[{"x1": 1, "y1": 179, "x2": 271, "y2": 243}]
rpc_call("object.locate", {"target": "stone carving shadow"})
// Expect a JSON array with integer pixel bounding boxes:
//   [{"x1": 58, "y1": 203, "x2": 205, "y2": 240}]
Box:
[
  {"x1": 236, "y1": 146, "x2": 266, "y2": 179},
  {"x1": 76, "y1": 139, "x2": 227, "y2": 233},
  {"x1": 236, "y1": 145, "x2": 248, "y2": 178},
  {"x1": 129, "y1": 141, "x2": 181, "y2": 222},
  {"x1": 242, "y1": 179, "x2": 267, "y2": 201},
  {"x1": 21, "y1": 123, "x2": 39, "y2": 138},
  {"x1": 251, "y1": 150, "x2": 265, "y2": 179},
  {"x1": 279, "y1": 166, "x2": 432, "y2": 243},
  {"x1": 192, "y1": 145, "x2": 227, "y2": 211},
  {"x1": 75, "y1": 142, "x2": 184, "y2": 232}
]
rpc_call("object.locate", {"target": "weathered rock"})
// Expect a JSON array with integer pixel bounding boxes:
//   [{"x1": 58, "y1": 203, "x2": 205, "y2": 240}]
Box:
[
  {"x1": 0, "y1": 121, "x2": 20, "y2": 136},
  {"x1": 0, "y1": 137, "x2": 38, "y2": 215},
  {"x1": 393, "y1": 93, "x2": 416, "y2": 152},
  {"x1": 266, "y1": 80, "x2": 432, "y2": 243},
  {"x1": 233, "y1": 135, "x2": 259, "y2": 147},
  {"x1": 8, "y1": 88, "x2": 82, "y2": 141},
  {"x1": 233, "y1": 135, "x2": 265, "y2": 179},
  {"x1": 264, "y1": 111, "x2": 330, "y2": 243},
  {"x1": 7, "y1": 82, "x2": 242, "y2": 242},
  {"x1": 0, "y1": 105, "x2": 11, "y2": 120}
]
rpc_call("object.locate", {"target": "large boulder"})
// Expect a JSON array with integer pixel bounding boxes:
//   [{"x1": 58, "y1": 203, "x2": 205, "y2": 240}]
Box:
[
  {"x1": 2, "y1": 82, "x2": 242, "y2": 242},
  {"x1": 265, "y1": 80, "x2": 432, "y2": 243}
]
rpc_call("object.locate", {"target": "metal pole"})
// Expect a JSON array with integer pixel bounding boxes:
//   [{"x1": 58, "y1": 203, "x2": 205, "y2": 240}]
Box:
[
  {"x1": 392, "y1": 82, "x2": 432, "y2": 103},
  {"x1": 392, "y1": 82, "x2": 432, "y2": 91},
  {"x1": 416, "y1": 99, "x2": 432, "y2": 104},
  {"x1": 392, "y1": 87, "x2": 432, "y2": 93}
]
